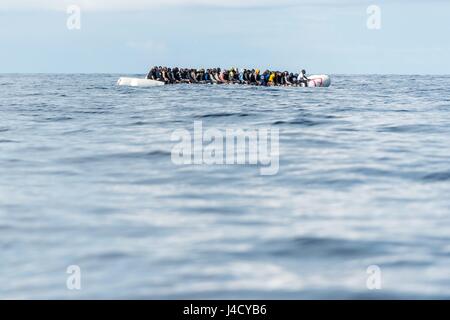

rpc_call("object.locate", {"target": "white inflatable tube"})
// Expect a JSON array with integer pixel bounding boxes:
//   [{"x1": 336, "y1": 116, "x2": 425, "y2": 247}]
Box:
[
  {"x1": 306, "y1": 75, "x2": 331, "y2": 87},
  {"x1": 117, "y1": 77, "x2": 165, "y2": 87},
  {"x1": 117, "y1": 75, "x2": 331, "y2": 87}
]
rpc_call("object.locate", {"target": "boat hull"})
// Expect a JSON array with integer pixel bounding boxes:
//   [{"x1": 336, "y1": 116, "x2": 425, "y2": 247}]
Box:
[{"x1": 116, "y1": 75, "x2": 331, "y2": 87}]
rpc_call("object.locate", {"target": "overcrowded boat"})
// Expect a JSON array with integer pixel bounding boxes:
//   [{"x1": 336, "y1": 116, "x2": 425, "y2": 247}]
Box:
[{"x1": 117, "y1": 66, "x2": 331, "y2": 87}]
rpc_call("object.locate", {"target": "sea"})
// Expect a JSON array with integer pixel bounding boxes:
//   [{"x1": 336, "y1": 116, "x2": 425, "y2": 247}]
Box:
[{"x1": 1, "y1": 74, "x2": 450, "y2": 299}]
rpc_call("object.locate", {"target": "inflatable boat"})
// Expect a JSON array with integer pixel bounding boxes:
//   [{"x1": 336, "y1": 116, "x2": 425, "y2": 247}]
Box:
[{"x1": 117, "y1": 75, "x2": 331, "y2": 87}]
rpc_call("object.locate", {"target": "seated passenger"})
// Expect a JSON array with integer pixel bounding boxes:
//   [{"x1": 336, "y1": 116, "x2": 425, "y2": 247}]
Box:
[
  {"x1": 161, "y1": 67, "x2": 170, "y2": 83},
  {"x1": 238, "y1": 69, "x2": 244, "y2": 83},
  {"x1": 248, "y1": 69, "x2": 256, "y2": 84},
  {"x1": 189, "y1": 69, "x2": 198, "y2": 83},
  {"x1": 167, "y1": 68, "x2": 175, "y2": 83},
  {"x1": 219, "y1": 69, "x2": 226, "y2": 83},
  {"x1": 146, "y1": 67, "x2": 155, "y2": 80},
  {"x1": 204, "y1": 69, "x2": 211, "y2": 82},
  {"x1": 255, "y1": 69, "x2": 261, "y2": 84},
  {"x1": 259, "y1": 70, "x2": 268, "y2": 86},
  {"x1": 288, "y1": 72, "x2": 296, "y2": 85},
  {"x1": 284, "y1": 71, "x2": 292, "y2": 86},
  {"x1": 173, "y1": 67, "x2": 181, "y2": 83},
  {"x1": 228, "y1": 69, "x2": 235, "y2": 83},
  {"x1": 268, "y1": 71, "x2": 275, "y2": 86},
  {"x1": 196, "y1": 69, "x2": 204, "y2": 82},
  {"x1": 298, "y1": 69, "x2": 309, "y2": 87}
]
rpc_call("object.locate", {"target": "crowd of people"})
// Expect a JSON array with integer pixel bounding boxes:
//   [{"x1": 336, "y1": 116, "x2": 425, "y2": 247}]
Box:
[{"x1": 146, "y1": 66, "x2": 310, "y2": 87}]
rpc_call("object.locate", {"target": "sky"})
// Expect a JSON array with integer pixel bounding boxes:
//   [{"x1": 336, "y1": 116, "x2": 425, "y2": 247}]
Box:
[{"x1": 1, "y1": 0, "x2": 450, "y2": 74}]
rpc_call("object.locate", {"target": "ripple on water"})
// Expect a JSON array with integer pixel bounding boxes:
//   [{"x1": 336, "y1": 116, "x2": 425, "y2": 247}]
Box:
[
  {"x1": 422, "y1": 171, "x2": 450, "y2": 182},
  {"x1": 196, "y1": 112, "x2": 252, "y2": 118},
  {"x1": 266, "y1": 237, "x2": 392, "y2": 258},
  {"x1": 60, "y1": 150, "x2": 171, "y2": 164}
]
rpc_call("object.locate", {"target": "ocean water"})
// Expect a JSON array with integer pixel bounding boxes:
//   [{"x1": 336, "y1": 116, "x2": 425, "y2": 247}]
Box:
[{"x1": 1, "y1": 74, "x2": 450, "y2": 299}]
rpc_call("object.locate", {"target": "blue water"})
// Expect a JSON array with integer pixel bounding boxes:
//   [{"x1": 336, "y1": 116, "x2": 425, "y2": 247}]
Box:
[{"x1": 1, "y1": 74, "x2": 450, "y2": 299}]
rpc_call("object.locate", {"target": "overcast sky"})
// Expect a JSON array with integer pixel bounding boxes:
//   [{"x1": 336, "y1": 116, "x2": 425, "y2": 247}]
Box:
[{"x1": 1, "y1": 0, "x2": 449, "y2": 74}]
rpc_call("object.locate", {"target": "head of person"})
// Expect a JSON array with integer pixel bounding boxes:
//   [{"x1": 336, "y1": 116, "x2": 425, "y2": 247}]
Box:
[{"x1": 301, "y1": 69, "x2": 306, "y2": 75}]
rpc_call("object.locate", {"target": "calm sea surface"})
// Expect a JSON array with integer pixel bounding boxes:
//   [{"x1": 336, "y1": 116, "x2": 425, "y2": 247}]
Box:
[{"x1": 1, "y1": 74, "x2": 450, "y2": 299}]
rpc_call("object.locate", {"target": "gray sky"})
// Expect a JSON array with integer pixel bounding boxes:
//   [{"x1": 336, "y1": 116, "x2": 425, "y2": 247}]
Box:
[{"x1": 1, "y1": 0, "x2": 449, "y2": 74}]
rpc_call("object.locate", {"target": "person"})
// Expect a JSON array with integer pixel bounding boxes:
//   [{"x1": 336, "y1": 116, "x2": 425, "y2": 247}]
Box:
[
  {"x1": 156, "y1": 67, "x2": 163, "y2": 81},
  {"x1": 146, "y1": 67, "x2": 155, "y2": 80},
  {"x1": 204, "y1": 69, "x2": 211, "y2": 82},
  {"x1": 255, "y1": 69, "x2": 261, "y2": 84},
  {"x1": 298, "y1": 69, "x2": 309, "y2": 87},
  {"x1": 167, "y1": 68, "x2": 175, "y2": 83},
  {"x1": 235, "y1": 69, "x2": 240, "y2": 82},
  {"x1": 260, "y1": 70, "x2": 269, "y2": 86},
  {"x1": 178, "y1": 68, "x2": 186, "y2": 82},
  {"x1": 219, "y1": 69, "x2": 227, "y2": 83},
  {"x1": 268, "y1": 71, "x2": 275, "y2": 86},
  {"x1": 250, "y1": 69, "x2": 260, "y2": 85},
  {"x1": 196, "y1": 69, "x2": 204, "y2": 82},
  {"x1": 283, "y1": 71, "x2": 292, "y2": 86},
  {"x1": 173, "y1": 67, "x2": 181, "y2": 83},
  {"x1": 229, "y1": 68, "x2": 235, "y2": 83},
  {"x1": 288, "y1": 72, "x2": 296, "y2": 85},
  {"x1": 209, "y1": 69, "x2": 217, "y2": 84},
  {"x1": 212, "y1": 68, "x2": 221, "y2": 83},
  {"x1": 242, "y1": 69, "x2": 249, "y2": 84},
  {"x1": 238, "y1": 68, "x2": 244, "y2": 83},
  {"x1": 189, "y1": 69, "x2": 198, "y2": 83},
  {"x1": 275, "y1": 71, "x2": 283, "y2": 86},
  {"x1": 161, "y1": 67, "x2": 170, "y2": 83}
]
